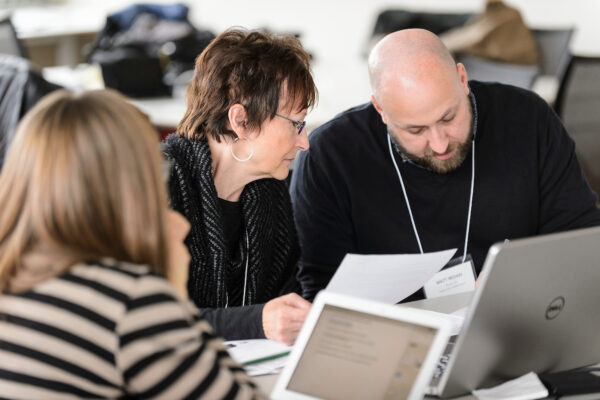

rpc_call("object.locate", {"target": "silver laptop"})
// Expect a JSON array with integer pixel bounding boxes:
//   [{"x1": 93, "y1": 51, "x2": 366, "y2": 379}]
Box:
[
  {"x1": 272, "y1": 291, "x2": 453, "y2": 400},
  {"x1": 431, "y1": 226, "x2": 600, "y2": 398}
]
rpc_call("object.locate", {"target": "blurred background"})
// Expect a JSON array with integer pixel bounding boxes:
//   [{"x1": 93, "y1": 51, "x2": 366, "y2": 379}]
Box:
[{"x1": 2, "y1": 0, "x2": 600, "y2": 191}]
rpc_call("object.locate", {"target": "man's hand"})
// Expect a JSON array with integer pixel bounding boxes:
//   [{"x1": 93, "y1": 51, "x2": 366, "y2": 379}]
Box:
[{"x1": 262, "y1": 293, "x2": 311, "y2": 346}]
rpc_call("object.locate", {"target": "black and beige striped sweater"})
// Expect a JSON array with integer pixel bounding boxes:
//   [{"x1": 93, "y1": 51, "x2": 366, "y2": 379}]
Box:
[
  {"x1": 0, "y1": 260, "x2": 267, "y2": 399},
  {"x1": 162, "y1": 135, "x2": 301, "y2": 340}
]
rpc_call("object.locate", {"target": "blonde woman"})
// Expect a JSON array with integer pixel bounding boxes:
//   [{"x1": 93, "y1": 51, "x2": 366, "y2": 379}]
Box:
[{"x1": 0, "y1": 90, "x2": 266, "y2": 399}]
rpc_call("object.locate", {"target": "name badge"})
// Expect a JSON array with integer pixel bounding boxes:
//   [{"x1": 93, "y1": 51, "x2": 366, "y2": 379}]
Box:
[{"x1": 423, "y1": 256, "x2": 476, "y2": 299}]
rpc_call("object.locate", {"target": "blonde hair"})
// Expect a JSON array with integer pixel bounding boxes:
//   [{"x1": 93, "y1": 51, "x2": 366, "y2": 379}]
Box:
[{"x1": 0, "y1": 89, "x2": 169, "y2": 291}]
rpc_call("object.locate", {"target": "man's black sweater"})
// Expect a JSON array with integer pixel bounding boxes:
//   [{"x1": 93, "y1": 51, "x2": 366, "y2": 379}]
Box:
[{"x1": 290, "y1": 81, "x2": 600, "y2": 301}]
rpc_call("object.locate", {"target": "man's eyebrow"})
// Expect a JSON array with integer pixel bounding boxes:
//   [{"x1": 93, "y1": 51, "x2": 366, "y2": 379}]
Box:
[
  {"x1": 400, "y1": 123, "x2": 425, "y2": 130},
  {"x1": 437, "y1": 106, "x2": 457, "y2": 122},
  {"x1": 394, "y1": 105, "x2": 459, "y2": 130}
]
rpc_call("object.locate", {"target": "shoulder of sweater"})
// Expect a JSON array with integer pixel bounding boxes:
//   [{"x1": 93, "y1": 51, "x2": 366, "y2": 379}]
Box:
[
  {"x1": 246, "y1": 177, "x2": 291, "y2": 200},
  {"x1": 65, "y1": 260, "x2": 177, "y2": 303},
  {"x1": 310, "y1": 102, "x2": 380, "y2": 142},
  {"x1": 304, "y1": 102, "x2": 384, "y2": 164},
  {"x1": 470, "y1": 80, "x2": 549, "y2": 112},
  {"x1": 162, "y1": 135, "x2": 214, "y2": 188},
  {"x1": 161, "y1": 132, "x2": 188, "y2": 156},
  {"x1": 163, "y1": 133, "x2": 203, "y2": 156},
  {"x1": 64, "y1": 258, "x2": 155, "y2": 278}
]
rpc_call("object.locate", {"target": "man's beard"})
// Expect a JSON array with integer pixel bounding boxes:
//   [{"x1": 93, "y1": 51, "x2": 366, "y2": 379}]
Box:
[{"x1": 391, "y1": 127, "x2": 473, "y2": 174}]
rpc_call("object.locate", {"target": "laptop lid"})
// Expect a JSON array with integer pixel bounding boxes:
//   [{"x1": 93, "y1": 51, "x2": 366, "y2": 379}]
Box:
[
  {"x1": 272, "y1": 291, "x2": 452, "y2": 400},
  {"x1": 438, "y1": 226, "x2": 600, "y2": 397}
]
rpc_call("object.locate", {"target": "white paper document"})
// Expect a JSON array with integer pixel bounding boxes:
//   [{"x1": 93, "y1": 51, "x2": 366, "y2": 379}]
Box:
[
  {"x1": 451, "y1": 306, "x2": 470, "y2": 319},
  {"x1": 397, "y1": 306, "x2": 467, "y2": 336},
  {"x1": 225, "y1": 339, "x2": 291, "y2": 376},
  {"x1": 242, "y1": 356, "x2": 290, "y2": 376},
  {"x1": 472, "y1": 372, "x2": 549, "y2": 400},
  {"x1": 326, "y1": 249, "x2": 457, "y2": 304}
]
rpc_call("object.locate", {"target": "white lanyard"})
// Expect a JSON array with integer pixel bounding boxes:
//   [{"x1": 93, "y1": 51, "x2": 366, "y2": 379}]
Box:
[
  {"x1": 242, "y1": 229, "x2": 249, "y2": 306},
  {"x1": 387, "y1": 135, "x2": 475, "y2": 263}
]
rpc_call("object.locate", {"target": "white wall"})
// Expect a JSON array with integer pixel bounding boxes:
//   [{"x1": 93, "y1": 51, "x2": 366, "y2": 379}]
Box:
[
  {"x1": 23, "y1": 0, "x2": 600, "y2": 123},
  {"x1": 63, "y1": 0, "x2": 486, "y2": 123}
]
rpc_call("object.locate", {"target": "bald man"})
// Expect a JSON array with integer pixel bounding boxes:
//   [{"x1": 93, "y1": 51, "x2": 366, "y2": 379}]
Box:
[{"x1": 290, "y1": 29, "x2": 600, "y2": 301}]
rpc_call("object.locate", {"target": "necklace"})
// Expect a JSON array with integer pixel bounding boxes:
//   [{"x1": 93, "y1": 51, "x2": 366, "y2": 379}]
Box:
[{"x1": 386, "y1": 90, "x2": 479, "y2": 263}]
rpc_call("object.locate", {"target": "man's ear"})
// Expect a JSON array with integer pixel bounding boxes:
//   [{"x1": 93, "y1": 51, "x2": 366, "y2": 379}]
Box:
[
  {"x1": 371, "y1": 95, "x2": 388, "y2": 125},
  {"x1": 456, "y1": 63, "x2": 470, "y2": 95},
  {"x1": 228, "y1": 104, "x2": 249, "y2": 137}
]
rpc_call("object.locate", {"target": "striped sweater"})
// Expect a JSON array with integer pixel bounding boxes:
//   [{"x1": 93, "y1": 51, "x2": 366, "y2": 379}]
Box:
[{"x1": 0, "y1": 260, "x2": 267, "y2": 399}]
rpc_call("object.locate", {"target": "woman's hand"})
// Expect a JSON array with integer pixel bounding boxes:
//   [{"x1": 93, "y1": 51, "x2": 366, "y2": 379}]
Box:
[
  {"x1": 165, "y1": 210, "x2": 191, "y2": 299},
  {"x1": 262, "y1": 293, "x2": 311, "y2": 346}
]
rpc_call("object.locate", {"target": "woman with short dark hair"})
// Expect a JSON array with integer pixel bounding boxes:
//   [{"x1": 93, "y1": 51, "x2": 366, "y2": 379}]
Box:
[{"x1": 163, "y1": 28, "x2": 317, "y2": 344}]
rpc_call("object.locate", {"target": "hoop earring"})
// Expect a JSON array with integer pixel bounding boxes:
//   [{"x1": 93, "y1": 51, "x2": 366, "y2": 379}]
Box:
[{"x1": 229, "y1": 137, "x2": 254, "y2": 162}]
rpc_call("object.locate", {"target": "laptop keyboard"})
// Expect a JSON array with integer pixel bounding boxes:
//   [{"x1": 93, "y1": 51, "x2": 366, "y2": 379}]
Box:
[{"x1": 429, "y1": 335, "x2": 459, "y2": 389}]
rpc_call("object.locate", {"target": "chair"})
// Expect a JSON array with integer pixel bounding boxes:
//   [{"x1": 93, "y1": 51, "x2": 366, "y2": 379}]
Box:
[
  {"x1": 458, "y1": 53, "x2": 540, "y2": 89},
  {"x1": 458, "y1": 28, "x2": 574, "y2": 95},
  {"x1": 553, "y1": 56, "x2": 600, "y2": 195},
  {"x1": 0, "y1": 16, "x2": 27, "y2": 58},
  {"x1": 0, "y1": 54, "x2": 60, "y2": 167},
  {"x1": 530, "y1": 28, "x2": 574, "y2": 106},
  {"x1": 532, "y1": 28, "x2": 573, "y2": 78}
]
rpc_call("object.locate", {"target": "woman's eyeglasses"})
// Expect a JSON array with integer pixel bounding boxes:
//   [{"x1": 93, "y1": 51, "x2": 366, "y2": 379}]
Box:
[{"x1": 275, "y1": 113, "x2": 307, "y2": 135}]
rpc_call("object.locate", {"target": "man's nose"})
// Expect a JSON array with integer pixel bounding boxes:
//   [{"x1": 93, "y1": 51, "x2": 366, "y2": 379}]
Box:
[{"x1": 428, "y1": 127, "x2": 450, "y2": 154}]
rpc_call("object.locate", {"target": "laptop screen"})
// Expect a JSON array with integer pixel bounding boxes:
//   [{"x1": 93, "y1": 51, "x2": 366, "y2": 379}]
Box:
[{"x1": 286, "y1": 304, "x2": 438, "y2": 400}]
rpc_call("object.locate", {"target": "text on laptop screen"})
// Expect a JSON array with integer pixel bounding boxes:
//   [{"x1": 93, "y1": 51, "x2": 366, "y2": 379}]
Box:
[{"x1": 287, "y1": 305, "x2": 438, "y2": 400}]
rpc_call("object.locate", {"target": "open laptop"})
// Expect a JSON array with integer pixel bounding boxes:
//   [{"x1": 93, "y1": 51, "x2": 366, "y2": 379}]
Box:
[
  {"x1": 271, "y1": 291, "x2": 452, "y2": 400},
  {"x1": 430, "y1": 226, "x2": 600, "y2": 398}
]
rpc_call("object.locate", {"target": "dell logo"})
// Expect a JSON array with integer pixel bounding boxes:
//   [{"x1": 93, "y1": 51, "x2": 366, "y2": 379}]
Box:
[{"x1": 546, "y1": 296, "x2": 565, "y2": 320}]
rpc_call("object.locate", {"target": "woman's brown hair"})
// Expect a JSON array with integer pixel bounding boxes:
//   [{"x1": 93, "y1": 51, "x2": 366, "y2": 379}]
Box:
[
  {"x1": 178, "y1": 28, "x2": 317, "y2": 142},
  {"x1": 0, "y1": 89, "x2": 170, "y2": 292}
]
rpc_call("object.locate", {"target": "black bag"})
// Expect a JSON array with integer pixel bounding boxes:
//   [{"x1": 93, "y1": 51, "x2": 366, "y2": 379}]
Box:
[
  {"x1": 92, "y1": 46, "x2": 169, "y2": 97},
  {"x1": 162, "y1": 29, "x2": 216, "y2": 87},
  {"x1": 87, "y1": 4, "x2": 214, "y2": 98}
]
